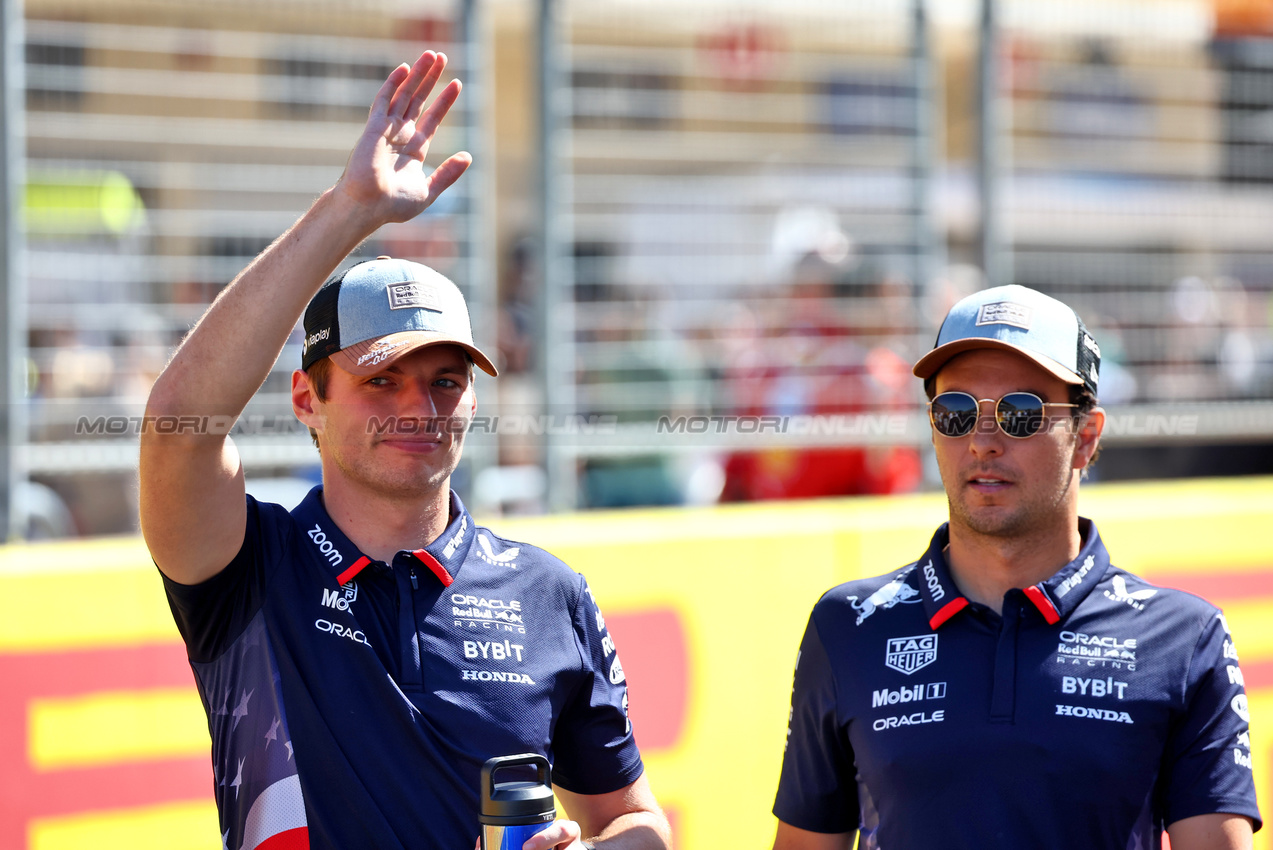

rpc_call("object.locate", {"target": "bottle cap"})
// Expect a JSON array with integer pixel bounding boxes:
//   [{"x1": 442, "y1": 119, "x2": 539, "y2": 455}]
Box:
[{"x1": 479, "y1": 754, "x2": 556, "y2": 826}]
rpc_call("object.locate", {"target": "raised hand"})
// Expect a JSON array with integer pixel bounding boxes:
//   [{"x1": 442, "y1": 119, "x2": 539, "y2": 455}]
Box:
[{"x1": 337, "y1": 50, "x2": 472, "y2": 226}]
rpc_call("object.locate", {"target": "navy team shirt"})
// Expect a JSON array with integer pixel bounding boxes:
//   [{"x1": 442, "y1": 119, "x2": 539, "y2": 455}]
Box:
[
  {"x1": 162, "y1": 487, "x2": 643, "y2": 850},
  {"x1": 774, "y1": 519, "x2": 1261, "y2": 849}
]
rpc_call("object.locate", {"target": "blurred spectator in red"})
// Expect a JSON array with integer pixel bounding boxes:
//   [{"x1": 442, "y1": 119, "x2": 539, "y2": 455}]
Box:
[{"x1": 720, "y1": 244, "x2": 921, "y2": 501}]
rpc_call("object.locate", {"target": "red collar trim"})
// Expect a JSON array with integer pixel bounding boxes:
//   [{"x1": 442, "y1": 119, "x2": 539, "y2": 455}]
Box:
[
  {"x1": 1023, "y1": 584, "x2": 1061, "y2": 624},
  {"x1": 336, "y1": 556, "x2": 372, "y2": 586},
  {"x1": 928, "y1": 597, "x2": 969, "y2": 630},
  {"x1": 413, "y1": 549, "x2": 454, "y2": 587}
]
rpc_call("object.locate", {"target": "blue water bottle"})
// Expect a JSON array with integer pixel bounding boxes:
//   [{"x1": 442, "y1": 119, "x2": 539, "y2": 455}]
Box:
[{"x1": 479, "y1": 754, "x2": 556, "y2": 850}]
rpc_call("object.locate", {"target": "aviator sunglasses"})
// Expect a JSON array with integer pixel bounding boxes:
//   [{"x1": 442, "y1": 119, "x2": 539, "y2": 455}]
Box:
[{"x1": 928, "y1": 391, "x2": 1079, "y2": 439}]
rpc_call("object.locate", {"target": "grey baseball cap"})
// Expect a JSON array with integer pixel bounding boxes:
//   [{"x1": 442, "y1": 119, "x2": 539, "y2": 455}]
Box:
[
  {"x1": 301, "y1": 256, "x2": 497, "y2": 377},
  {"x1": 913, "y1": 284, "x2": 1099, "y2": 395}
]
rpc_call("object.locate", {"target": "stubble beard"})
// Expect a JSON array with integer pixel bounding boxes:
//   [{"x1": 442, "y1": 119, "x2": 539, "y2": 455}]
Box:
[
  {"x1": 324, "y1": 430, "x2": 462, "y2": 500},
  {"x1": 946, "y1": 452, "x2": 1078, "y2": 540},
  {"x1": 948, "y1": 491, "x2": 1033, "y2": 539}
]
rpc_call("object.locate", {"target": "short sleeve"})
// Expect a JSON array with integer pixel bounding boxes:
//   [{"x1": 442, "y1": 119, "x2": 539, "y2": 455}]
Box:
[
  {"x1": 549, "y1": 576, "x2": 645, "y2": 795},
  {"x1": 1160, "y1": 608, "x2": 1262, "y2": 831},
  {"x1": 160, "y1": 495, "x2": 286, "y2": 664},
  {"x1": 773, "y1": 610, "x2": 858, "y2": 834}
]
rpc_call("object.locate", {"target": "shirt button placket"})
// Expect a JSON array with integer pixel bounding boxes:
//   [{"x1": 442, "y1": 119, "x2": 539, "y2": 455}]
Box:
[
  {"x1": 395, "y1": 554, "x2": 426, "y2": 693},
  {"x1": 989, "y1": 602, "x2": 1022, "y2": 723}
]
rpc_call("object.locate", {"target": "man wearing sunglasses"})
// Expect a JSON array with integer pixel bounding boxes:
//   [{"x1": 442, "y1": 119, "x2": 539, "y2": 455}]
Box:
[{"x1": 772, "y1": 284, "x2": 1259, "y2": 849}]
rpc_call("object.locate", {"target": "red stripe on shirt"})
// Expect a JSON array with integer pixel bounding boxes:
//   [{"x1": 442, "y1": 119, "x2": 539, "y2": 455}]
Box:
[
  {"x1": 928, "y1": 597, "x2": 970, "y2": 629},
  {"x1": 336, "y1": 556, "x2": 372, "y2": 586},
  {"x1": 1024, "y1": 584, "x2": 1061, "y2": 624},
  {"x1": 413, "y1": 550, "x2": 454, "y2": 587}
]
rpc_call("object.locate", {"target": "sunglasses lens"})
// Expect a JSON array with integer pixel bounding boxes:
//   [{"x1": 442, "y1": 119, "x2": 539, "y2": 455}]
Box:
[
  {"x1": 930, "y1": 393, "x2": 979, "y2": 437},
  {"x1": 997, "y1": 393, "x2": 1046, "y2": 438}
]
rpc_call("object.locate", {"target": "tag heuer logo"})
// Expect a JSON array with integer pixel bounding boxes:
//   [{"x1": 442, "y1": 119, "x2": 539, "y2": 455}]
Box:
[
  {"x1": 885, "y1": 634, "x2": 938, "y2": 675},
  {"x1": 387, "y1": 280, "x2": 442, "y2": 311},
  {"x1": 975, "y1": 301, "x2": 1032, "y2": 330}
]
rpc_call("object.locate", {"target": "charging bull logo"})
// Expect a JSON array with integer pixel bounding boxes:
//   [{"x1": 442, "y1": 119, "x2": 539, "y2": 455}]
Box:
[{"x1": 847, "y1": 568, "x2": 919, "y2": 626}]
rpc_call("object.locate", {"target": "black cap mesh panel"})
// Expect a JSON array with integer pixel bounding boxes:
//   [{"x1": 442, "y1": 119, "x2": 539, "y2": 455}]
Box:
[
  {"x1": 301, "y1": 271, "x2": 346, "y2": 370},
  {"x1": 1074, "y1": 316, "x2": 1100, "y2": 397}
]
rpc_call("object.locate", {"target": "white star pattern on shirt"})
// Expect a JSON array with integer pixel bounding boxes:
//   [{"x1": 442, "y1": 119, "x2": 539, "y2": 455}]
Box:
[
  {"x1": 264, "y1": 716, "x2": 281, "y2": 750},
  {"x1": 202, "y1": 616, "x2": 308, "y2": 846},
  {"x1": 231, "y1": 688, "x2": 254, "y2": 732},
  {"x1": 230, "y1": 757, "x2": 245, "y2": 799}
]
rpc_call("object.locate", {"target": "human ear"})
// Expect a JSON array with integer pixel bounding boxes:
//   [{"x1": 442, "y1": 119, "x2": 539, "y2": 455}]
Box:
[
  {"x1": 292, "y1": 369, "x2": 321, "y2": 428},
  {"x1": 1072, "y1": 406, "x2": 1105, "y2": 471}
]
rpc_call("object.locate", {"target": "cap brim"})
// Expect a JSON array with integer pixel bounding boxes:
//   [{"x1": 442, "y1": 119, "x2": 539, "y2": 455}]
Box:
[
  {"x1": 331, "y1": 332, "x2": 499, "y2": 377},
  {"x1": 912, "y1": 339, "x2": 1080, "y2": 386}
]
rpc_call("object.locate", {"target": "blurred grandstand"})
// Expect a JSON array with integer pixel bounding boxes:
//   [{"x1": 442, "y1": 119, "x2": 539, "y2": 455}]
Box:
[{"x1": 3, "y1": 0, "x2": 1273, "y2": 536}]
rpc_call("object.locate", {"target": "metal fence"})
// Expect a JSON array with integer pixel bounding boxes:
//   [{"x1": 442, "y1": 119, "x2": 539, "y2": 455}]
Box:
[
  {"x1": 1003, "y1": 4, "x2": 1273, "y2": 407},
  {"x1": 539, "y1": 0, "x2": 937, "y2": 509},
  {"x1": 4, "y1": 0, "x2": 1273, "y2": 535},
  {"x1": 992, "y1": 2, "x2": 1273, "y2": 480},
  {"x1": 6, "y1": 0, "x2": 490, "y2": 535},
  {"x1": 537, "y1": 0, "x2": 1273, "y2": 510}
]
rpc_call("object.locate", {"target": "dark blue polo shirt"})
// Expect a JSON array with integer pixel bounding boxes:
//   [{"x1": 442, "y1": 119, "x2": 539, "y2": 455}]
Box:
[
  {"x1": 774, "y1": 520, "x2": 1260, "y2": 848},
  {"x1": 162, "y1": 487, "x2": 642, "y2": 850}
]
